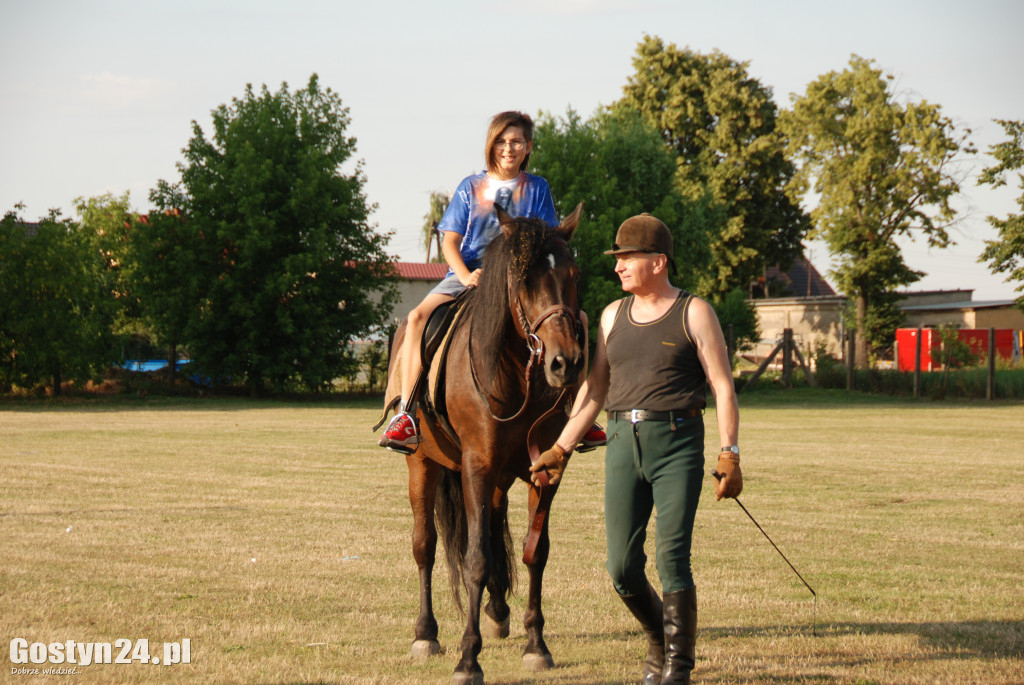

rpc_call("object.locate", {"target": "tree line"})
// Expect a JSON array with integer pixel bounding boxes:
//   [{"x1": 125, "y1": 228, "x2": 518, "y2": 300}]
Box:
[
  {"x1": 525, "y1": 37, "x2": 1020, "y2": 367},
  {"x1": 1, "y1": 76, "x2": 397, "y2": 396},
  {"x1": 4, "y1": 37, "x2": 1023, "y2": 395}
]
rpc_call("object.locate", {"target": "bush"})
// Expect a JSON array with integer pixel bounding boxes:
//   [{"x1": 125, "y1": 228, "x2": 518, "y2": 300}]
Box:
[{"x1": 809, "y1": 363, "x2": 1024, "y2": 399}]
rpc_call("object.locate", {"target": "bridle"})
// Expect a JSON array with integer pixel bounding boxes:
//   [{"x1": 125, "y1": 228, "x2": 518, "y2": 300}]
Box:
[
  {"x1": 469, "y1": 251, "x2": 583, "y2": 423},
  {"x1": 515, "y1": 298, "x2": 581, "y2": 374}
]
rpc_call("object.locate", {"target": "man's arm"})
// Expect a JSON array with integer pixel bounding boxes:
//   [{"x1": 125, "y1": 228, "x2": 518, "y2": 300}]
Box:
[
  {"x1": 529, "y1": 300, "x2": 619, "y2": 485},
  {"x1": 688, "y1": 297, "x2": 742, "y2": 500}
]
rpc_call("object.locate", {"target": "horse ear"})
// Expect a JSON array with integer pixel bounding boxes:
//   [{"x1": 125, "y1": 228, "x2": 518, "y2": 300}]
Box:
[
  {"x1": 556, "y1": 202, "x2": 584, "y2": 242},
  {"x1": 495, "y1": 205, "x2": 518, "y2": 239}
]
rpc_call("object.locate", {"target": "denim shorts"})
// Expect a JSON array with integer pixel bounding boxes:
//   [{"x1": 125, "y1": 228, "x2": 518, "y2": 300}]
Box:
[{"x1": 429, "y1": 272, "x2": 468, "y2": 297}]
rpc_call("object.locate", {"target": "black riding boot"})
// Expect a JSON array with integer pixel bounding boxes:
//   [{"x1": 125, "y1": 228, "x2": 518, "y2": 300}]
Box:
[
  {"x1": 619, "y1": 583, "x2": 665, "y2": 685},
  {"x1": 661, "y1": 587, "x2": 697, "y2": 684}
]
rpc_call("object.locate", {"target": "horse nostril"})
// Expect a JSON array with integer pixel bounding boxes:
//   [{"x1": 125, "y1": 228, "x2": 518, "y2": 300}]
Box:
[{"x1": 551, "y1": 354, "x2": 566, "y2": 373}]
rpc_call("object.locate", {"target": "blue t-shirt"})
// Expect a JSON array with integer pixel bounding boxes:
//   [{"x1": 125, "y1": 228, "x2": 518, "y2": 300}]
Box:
[{"x1": 437, "y1": 171, "x2": 558, "y2": 273}]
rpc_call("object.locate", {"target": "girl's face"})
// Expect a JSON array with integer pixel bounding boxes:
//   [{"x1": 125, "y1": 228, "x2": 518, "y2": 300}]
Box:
[{"x1": 490, "y1": 125, "x2": 531, "y2": 180}]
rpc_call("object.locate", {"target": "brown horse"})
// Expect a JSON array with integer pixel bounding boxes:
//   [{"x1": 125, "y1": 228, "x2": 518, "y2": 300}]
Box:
[{"x1": 382, "y1": 204, "x2": 585, "y2": 685}]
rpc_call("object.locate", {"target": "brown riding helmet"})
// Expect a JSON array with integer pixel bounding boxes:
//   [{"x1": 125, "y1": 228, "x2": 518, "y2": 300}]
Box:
[{"x1": 604, "y1": 213, "x2": 676, "y2": 271}]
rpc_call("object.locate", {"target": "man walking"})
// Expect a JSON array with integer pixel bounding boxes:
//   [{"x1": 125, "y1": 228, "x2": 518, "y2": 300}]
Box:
[{"x1": 531, "y1": 214, "x2": 743, "y2": 684}]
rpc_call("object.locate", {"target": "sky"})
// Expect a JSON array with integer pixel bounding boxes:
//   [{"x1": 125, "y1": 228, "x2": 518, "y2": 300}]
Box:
[{"x1": 2, "y1": 0, "x2": 1022, "y2": 300}]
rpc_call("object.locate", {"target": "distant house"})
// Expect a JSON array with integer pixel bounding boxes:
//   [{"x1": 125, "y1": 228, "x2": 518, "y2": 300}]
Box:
[
  {"x1": 389, "y1": 262, "x2": 449, "y2": 324},
  {"x1": 749, "y1": 257, "x2": 846, "y2": 360},
  {"x1": 749, "y1": 260, "x2": 1024, "y2": 365},
  {"x1": 899, "y1": 289, "x2": 1024, "y2": 330}
]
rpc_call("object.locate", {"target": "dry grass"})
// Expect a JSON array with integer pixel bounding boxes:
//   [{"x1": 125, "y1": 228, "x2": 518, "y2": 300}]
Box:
[{"x1": 1, "y1": 391, "x2": 1022, "y2": 684}]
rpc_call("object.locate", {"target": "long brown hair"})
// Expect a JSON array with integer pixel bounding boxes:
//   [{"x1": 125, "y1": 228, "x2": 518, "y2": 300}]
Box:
[{"x1": 484, "y1": 111, "x2": 534, "y2": 175}]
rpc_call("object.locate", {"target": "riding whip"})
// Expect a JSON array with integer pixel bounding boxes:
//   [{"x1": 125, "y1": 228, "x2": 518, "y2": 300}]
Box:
[{"x1": 712, "y1": 470, "x2": 817, "y2": 635}]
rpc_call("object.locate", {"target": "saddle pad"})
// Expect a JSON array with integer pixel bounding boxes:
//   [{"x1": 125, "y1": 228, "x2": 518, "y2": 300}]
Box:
[{"x1": 426, "y1": 306, "x2": 465, "y2": 410}]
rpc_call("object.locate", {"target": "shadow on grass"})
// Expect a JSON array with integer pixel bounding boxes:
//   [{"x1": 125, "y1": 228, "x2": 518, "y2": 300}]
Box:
[
  {"x1": 262, "y1": 619, "x2": 1023, "y2": 685},
  {"x1": 703, "y1": 618, "x2": 1023, "y2": 657}
]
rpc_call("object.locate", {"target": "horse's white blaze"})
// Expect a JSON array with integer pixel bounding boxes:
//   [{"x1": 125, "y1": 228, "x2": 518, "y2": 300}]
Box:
[{"x1": 546, "y1": 252, "x2": 556, "y2": 269}]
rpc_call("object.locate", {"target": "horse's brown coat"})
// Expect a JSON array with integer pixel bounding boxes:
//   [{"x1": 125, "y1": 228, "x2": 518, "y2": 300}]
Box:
[{"x1": 384, "y1": 204, "x2": 585, "y2": 684}]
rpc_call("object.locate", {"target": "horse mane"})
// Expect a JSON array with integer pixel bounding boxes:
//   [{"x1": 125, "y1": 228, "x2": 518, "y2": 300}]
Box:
[{"x1": 464, "y1": 216, "x2": 554, "y2": 375}]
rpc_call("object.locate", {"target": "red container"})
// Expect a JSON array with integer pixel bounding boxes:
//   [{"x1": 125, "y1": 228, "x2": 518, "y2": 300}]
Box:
[{"x1": 896, "y1": 328, "x2": 1016, "y2": 371}]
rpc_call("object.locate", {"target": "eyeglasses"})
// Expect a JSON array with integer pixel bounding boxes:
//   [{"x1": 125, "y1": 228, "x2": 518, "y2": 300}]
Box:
[{"x1": 494, "y1": 139, "x2": 527, "y2": 151}]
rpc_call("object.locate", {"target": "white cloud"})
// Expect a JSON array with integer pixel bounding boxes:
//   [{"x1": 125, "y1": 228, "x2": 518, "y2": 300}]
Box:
[{"x1": 79, "y1": 72, "x2": 164, "y2": 106}]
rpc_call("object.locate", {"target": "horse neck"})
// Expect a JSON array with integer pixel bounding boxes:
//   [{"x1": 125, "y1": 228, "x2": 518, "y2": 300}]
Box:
[{"x1": 468, "y1": 301, "x2": 531, "y2": 400}]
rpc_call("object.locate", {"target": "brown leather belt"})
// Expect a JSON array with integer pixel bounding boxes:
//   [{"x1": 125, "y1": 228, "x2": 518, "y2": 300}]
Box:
[{"x1": 609, "y1": 408, "x2": 702, "y2": 423}]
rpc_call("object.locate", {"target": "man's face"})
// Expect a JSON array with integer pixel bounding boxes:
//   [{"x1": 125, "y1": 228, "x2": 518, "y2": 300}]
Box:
[{"x1": 613, "y1": 251, "x2": 661, "y2": 293}]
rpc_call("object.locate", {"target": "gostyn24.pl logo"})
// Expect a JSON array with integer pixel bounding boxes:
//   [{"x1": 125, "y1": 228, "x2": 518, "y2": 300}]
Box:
[{"x1": 9, "y1": 638, "x2": 191, "y2": 670}]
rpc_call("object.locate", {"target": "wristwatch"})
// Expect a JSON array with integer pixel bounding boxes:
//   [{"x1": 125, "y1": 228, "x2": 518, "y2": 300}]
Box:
[{"x1": 720, "y1": 445, "x2": 740, "y2": 456}]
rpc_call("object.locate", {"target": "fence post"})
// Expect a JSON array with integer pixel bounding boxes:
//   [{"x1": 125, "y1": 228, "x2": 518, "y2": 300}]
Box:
[
  {"x1": 987, "y1": 327, "x2": 996, "y2": 400},
  {"x1": 783, "y1": 328, "x2": 793, "y2": 386},
  {"x1": 914, "y1": 328, "x2": 922, "y2": 399}
]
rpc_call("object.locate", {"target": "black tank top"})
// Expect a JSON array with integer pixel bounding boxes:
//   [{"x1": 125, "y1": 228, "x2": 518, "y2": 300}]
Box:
[{"x1": 605, "y1": 291, "x2": 707, "y2": 411}]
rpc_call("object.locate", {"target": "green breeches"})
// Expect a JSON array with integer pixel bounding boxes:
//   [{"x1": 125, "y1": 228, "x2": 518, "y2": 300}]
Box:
[{"x1": 604, "y1": 415, "x2": 705, "y2": 595}]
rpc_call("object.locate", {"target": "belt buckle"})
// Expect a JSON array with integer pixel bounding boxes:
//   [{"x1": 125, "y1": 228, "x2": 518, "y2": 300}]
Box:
[{"x1": 630, "y1": 409, "x2": 641, "y2": 424}]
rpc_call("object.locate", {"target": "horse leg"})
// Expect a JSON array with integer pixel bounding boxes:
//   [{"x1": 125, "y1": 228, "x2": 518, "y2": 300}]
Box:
[
  {"x1": 452, "y1": 464, "x2": 493, "y2": 685},
  {"x1": 408, "y1": 454, "x2": 442, "y2": 658},
  {"x1": 483, "y1": 483, "x2": 513, "y2": 639},
  {"x1": 522, "y1": 483, "x2": 555, "y2": 671}
]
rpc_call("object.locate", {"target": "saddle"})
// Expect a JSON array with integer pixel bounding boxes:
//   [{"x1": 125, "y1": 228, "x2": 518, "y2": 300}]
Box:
[{"x1": 419, "y1": 295, "x2": 467, "y2": 449}]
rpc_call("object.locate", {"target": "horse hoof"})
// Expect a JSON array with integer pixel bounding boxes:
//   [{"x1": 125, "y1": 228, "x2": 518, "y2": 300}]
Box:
[
  {"x1": 452, "y1": 671, "x2": 484, "y2": 685},
  {"x1": 482, "y1": 612, "x2": 511, "y2": 639},
  {"x1": 522, "y1": 652, "x2": 554, "y2": 671},
  {"x1": 411, "y1": 639, "x2": 440, "y2": 658}
]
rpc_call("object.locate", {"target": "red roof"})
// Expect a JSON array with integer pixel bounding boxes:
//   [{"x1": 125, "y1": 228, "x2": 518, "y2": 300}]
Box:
[{"x1": 393, "y1": 262, "x2": 449, "y2": 280}]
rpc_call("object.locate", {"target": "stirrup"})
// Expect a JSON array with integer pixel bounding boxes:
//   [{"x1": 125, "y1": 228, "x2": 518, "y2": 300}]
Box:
[{"x1": 379, "y1": 411, "x2": 420, "y2": 455}]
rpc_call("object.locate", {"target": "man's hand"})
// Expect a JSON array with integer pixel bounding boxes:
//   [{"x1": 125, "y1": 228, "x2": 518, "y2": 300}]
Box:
[
  {"x1": 713, "y1": 453, "x2": 743, "y2": 500},
  {"x1": 529, "y1": 444, "x2": 570, "y2": 486}
]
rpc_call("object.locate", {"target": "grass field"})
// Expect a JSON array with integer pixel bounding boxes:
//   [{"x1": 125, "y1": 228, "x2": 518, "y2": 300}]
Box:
[{"x1": 1, "y1": 390, "x2": 1022, "y2": 684}]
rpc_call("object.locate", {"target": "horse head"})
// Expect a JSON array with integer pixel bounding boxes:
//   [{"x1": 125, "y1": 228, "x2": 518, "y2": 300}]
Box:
[{"x1": 496, "y1": 203, "x2": 585, "y2": 389}]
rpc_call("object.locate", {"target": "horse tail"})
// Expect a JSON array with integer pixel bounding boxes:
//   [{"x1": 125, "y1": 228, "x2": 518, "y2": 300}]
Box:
[
  {"x1": 436, "y1": 467, "x2": 468, "y2": 614},
  {"x1": 435, "y1": 467, "x2": 517, "y2": 615}
]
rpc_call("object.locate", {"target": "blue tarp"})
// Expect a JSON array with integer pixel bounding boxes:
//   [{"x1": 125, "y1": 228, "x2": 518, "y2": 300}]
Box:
[{"x1": 122, "y1": 360, "x2": 190, "y2": 373}]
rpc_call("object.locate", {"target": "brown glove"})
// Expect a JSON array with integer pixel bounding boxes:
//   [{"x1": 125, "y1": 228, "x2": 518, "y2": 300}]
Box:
[
  {"x1": 529, "y1": 444, "x2": 570, "y2": 486},
  {"x1": 714, "y1": 453, "x2": 743, "y2": 501}
]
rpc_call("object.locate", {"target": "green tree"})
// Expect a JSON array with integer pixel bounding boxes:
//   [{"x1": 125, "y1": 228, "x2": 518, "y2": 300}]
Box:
[
  {"x1": 531, "y1": 108, "x2": 725, "y2": 342},
  {"x1": 978, "y1": 119, "x2": 1024, "y2": 309},
  {"x1": 616, "y1": 35, "x2": 809, "y2": 296},
  {"x1": 710, "y1": 288, "x2": 760, "y2": 362},
  {"x1": 124, "y1": 188, "x2": 197, "y2": 386},
  {"x1": 780, "y1": 55, "x2": 974, "y2": 367},
  {"x1": 0, "y1": 208, "x2": 118, "y2": 394},
  {"x1": 73, "y1": 192, "x2": 136, "y2": 345},
  {"x1": 422, "y1": 190, "x2": 448, "y2": 263},
  {"x1": 156, "y1": 75, "x2": 398, "y2": 393}
]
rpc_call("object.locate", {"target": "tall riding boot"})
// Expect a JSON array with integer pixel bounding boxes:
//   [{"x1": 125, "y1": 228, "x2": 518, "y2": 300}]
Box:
[
  {"x1": 661, "y1": 587, "x2": 697, "y2": 684},
  {"x1": 619, "y1": 583, "x2": 665, "y2": 685}
]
